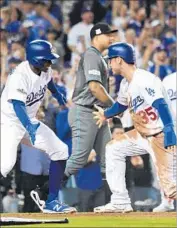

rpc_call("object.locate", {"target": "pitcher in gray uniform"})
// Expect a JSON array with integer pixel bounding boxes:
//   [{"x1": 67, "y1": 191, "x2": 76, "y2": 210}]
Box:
[{"x1": 64, "y1": 23, "x2": 118, "y2": 179}]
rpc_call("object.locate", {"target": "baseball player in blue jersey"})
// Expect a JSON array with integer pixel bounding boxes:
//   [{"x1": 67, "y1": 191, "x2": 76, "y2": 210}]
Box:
[{"x1": 1, "y1": 40, "x2": 76, "y2": 213}]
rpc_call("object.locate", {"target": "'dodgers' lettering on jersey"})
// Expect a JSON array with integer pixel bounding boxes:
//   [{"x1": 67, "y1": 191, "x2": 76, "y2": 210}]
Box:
[
  {"x1": 26, "y1": 85, "x2": 47, "y2": 106},
  {"x1": 129, "y1": 96, "x2": 144, "y2": 112},
  {"x1": 167, "y1": 89, "x2": 177, "y2": 101}
]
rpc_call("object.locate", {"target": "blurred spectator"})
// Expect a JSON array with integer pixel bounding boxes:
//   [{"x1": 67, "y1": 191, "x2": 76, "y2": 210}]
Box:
[
  {"x1": 128, "y1": 7, "x2": 146, "y2": 36},
  {"x1": 54, "y1": 75, "x2": 71, "y2": 155},
  {"x1": 23, "y1": 1, "x2": 61, "y2": 41},
  {"x1": 69, "y1": 0, "x2": 107, "y2": 26},
  {"x1": 0, "y1": 27, "x2": 8, "y2": 42},
  {"x1": 0, "y1": 0, "x2": 8, "y2": 8},
  {"x1": 46, "y1": 28, "x2": 65, "y2": 67},
  {"x1": 8, "y1": 57, "x2": 22, "y2": 74},
  {"x1": 0, "y1": 6, "x2": 23, "y2": 44},
  {"x1": 2, "y1": 189, "x2": 19, "y2": 213},
  {"x1": 108, "y1": 76, "x2": 116, "y2": 99},
  {"x1": 112, "y1": 3, "x2": 129, "y2": 31},
  {"x1": 5, "y1": 6, "x2": 23, "y2": 33},
  {"x1": 9, "y1": 41, "x2": 25, "y2": 60},
  {"x1": 162, "y1": 31, "x2": 176, "y2": 68},
  {"x1": 43, "y1": 69, "x2": 67, "y2": 132},
  {"x1": 149, "y1": 5, "x2": 160, "y2": 21},
  {"x1": 0, "y1": 40, "x2": 8, "y2": 92},
  {"x1": 46, "y1": 0, "x2": 63, "y2": 24},
  {"x1": 111, "y1": 124, "x2": 124, "y2": 139},
  {"x1": 148, "y1": 45, "x2": 175, "y2": 80},
  {"x1": 142, "y1": 38, "x2": 161, "y2": 69},
  {"x1": 20, "y1": 20, "x2": 38, "y2": 45},
  {"x1": 0, "y1": 6, "x2": 11, "y2": 29},
  {"x1": 125, "y1": 29, "x2": 142, "y2": 67},
  {"x1": 150, "y1": 20, "x2": 163, "y2": 39},
  {"x1": 21, "y1": 0, "x2": 35, "y2": 19},
  {"x1": 67, "y1": 6, "x2": 94, "y2": 65},
  {"x1": 162, "y1": 12, "x2": 176, "y2": 36}
]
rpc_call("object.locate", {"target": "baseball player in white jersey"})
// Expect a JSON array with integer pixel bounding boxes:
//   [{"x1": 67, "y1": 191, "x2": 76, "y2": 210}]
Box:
[
  {"x1": 153, "y1": 72, "x2": 176, "y2": 212},
  {"x1": 0, "y1": 40, "x2": 76, "y2": 213},
  {"x1": 93, "y1": 43, "x2": 176, "y2": 213},
  {"x1": 163, "y1": 72, "x2": 176, "y2": 117}
]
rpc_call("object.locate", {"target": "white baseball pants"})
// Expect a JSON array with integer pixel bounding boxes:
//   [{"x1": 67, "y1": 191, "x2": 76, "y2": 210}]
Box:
[
  {"x1": 1, "y1": 119, "x2": 68, "y2": 177},
  {"x1": 106, "y1": 129, "x2": 176, "y2": 205}
]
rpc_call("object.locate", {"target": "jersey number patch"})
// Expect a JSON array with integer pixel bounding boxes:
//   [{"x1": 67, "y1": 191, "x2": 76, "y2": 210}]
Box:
[{"x1": 137, "y1": 107, "x2": 157, "y2": 124}]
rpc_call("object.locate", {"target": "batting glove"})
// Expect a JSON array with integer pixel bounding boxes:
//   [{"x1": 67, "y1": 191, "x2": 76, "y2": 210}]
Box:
[{"x1": 26, "y1": 122, "x2": 40, "y2": 145}]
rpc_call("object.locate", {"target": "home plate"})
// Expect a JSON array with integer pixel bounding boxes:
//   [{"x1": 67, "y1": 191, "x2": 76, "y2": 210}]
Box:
[{"x1": 0, "y1": 217, "x2": 69, "y2": 226}]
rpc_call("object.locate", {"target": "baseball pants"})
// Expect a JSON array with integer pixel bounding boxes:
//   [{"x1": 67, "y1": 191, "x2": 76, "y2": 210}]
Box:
[
  {"x1": 65, "y1": 105, "x2": 111, "y2": 176},
  {"x1": 1, "y1": 119, "x2": 68, "y2": 177},
  {"x1": 106, "y1": 129, "x2": 176, "y2": 205}
]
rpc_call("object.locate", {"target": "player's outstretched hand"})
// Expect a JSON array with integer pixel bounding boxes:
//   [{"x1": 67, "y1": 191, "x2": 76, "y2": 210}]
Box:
[
  {"x1": 164, "y1": 125, "x2": 177, "y2": 151},
  {"x1": 93, "y1": 104, "x2": 106, "y2": 128},
  {"x1": 27, "y1": 123, "x2": 40, "y2": 145}
]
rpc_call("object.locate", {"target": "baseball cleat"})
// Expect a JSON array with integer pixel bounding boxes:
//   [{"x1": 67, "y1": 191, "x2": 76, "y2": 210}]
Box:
[
  {"x1": 30, "y1": 190, "x2": 77, "y2": 213},
  {"x1": 153, "y1": 202, "x2": 174, "y2": 212},
  {"x1": 43, "y1": 200, "x2": 77, "y2": 213},
  {"x1": 94, "y1": 203, "x2": 133, "y2": 213}
]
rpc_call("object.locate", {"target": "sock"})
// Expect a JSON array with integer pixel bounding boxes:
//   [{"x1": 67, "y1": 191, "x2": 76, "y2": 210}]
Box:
[{"x1": 47, "y1": 160, "x2": 66, "y2": 203}]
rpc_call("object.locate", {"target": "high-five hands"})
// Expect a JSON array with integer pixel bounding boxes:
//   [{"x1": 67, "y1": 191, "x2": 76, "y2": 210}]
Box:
[{"x1": 93, "y1": 105, "x2": 106, "y2": 128}]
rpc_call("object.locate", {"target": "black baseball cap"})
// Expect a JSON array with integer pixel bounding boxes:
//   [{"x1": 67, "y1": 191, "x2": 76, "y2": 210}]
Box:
[{"x1": 90, "y1": 23, "x2": 118, "y2": 40}]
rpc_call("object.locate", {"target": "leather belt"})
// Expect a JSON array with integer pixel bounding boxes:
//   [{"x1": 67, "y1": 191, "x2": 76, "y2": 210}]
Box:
[
  {"x1": 146, "y1": 131, "x2": 163, "y2": 138},
  {"x1": 76, "y1": 104, "x2": 105, "y2": 111}
]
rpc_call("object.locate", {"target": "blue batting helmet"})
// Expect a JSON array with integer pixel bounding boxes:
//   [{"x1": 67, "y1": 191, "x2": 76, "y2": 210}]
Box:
[
  {"x1": 26, "y1": 40, "x2": 59, "y2": 68},
  {"x1": 108, "y1": 42, "x2": 135, "y2": 64}
]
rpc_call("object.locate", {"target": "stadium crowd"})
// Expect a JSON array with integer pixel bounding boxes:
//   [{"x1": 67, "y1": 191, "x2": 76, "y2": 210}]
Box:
[{"x1": 0, "y1": 0, "x2": 176, "y2": 213}]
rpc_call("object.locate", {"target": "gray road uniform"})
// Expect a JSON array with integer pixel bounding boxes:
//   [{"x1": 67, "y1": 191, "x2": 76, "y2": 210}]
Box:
[{"x1": 65, "y1": 46, "x2": 112, "y2": 176}]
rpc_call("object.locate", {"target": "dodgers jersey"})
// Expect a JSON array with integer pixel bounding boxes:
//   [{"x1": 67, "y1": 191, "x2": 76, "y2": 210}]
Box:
[
  {"x1": 163, "y1": 72, "x2": 176, "y2": 117},
  {"x1": 117, "y1": 69, "x2": 170, "y2": 136},
  {"x1": 1, "y1": 61, "x2": 52, "y2": 123}
]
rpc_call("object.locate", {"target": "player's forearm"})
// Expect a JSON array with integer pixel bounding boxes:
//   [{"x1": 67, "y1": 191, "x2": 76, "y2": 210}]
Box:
[
  {"x1": 104, "y1": 101, "x2": 128, "y2": 118},
  {"x1": 48, "y1": 79, "x2": 66, "y2": 106},
  {"x1": 12, "y1": 99, "x2": 31, "y2": 129},
  {"x1": 152, "y1": 98, "x2": 174, "y2": 127},
  {"x1": 152, "y1": 98, "x2": 176, "y2": 148},
  {"x1": 89, "y1": 82, "x2": 114, "y2": 106}
]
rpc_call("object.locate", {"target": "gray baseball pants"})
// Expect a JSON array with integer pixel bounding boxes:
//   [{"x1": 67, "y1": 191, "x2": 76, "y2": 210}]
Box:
[{"x1": 65, "y1": 105, "x2": 111, "y2": 176}]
